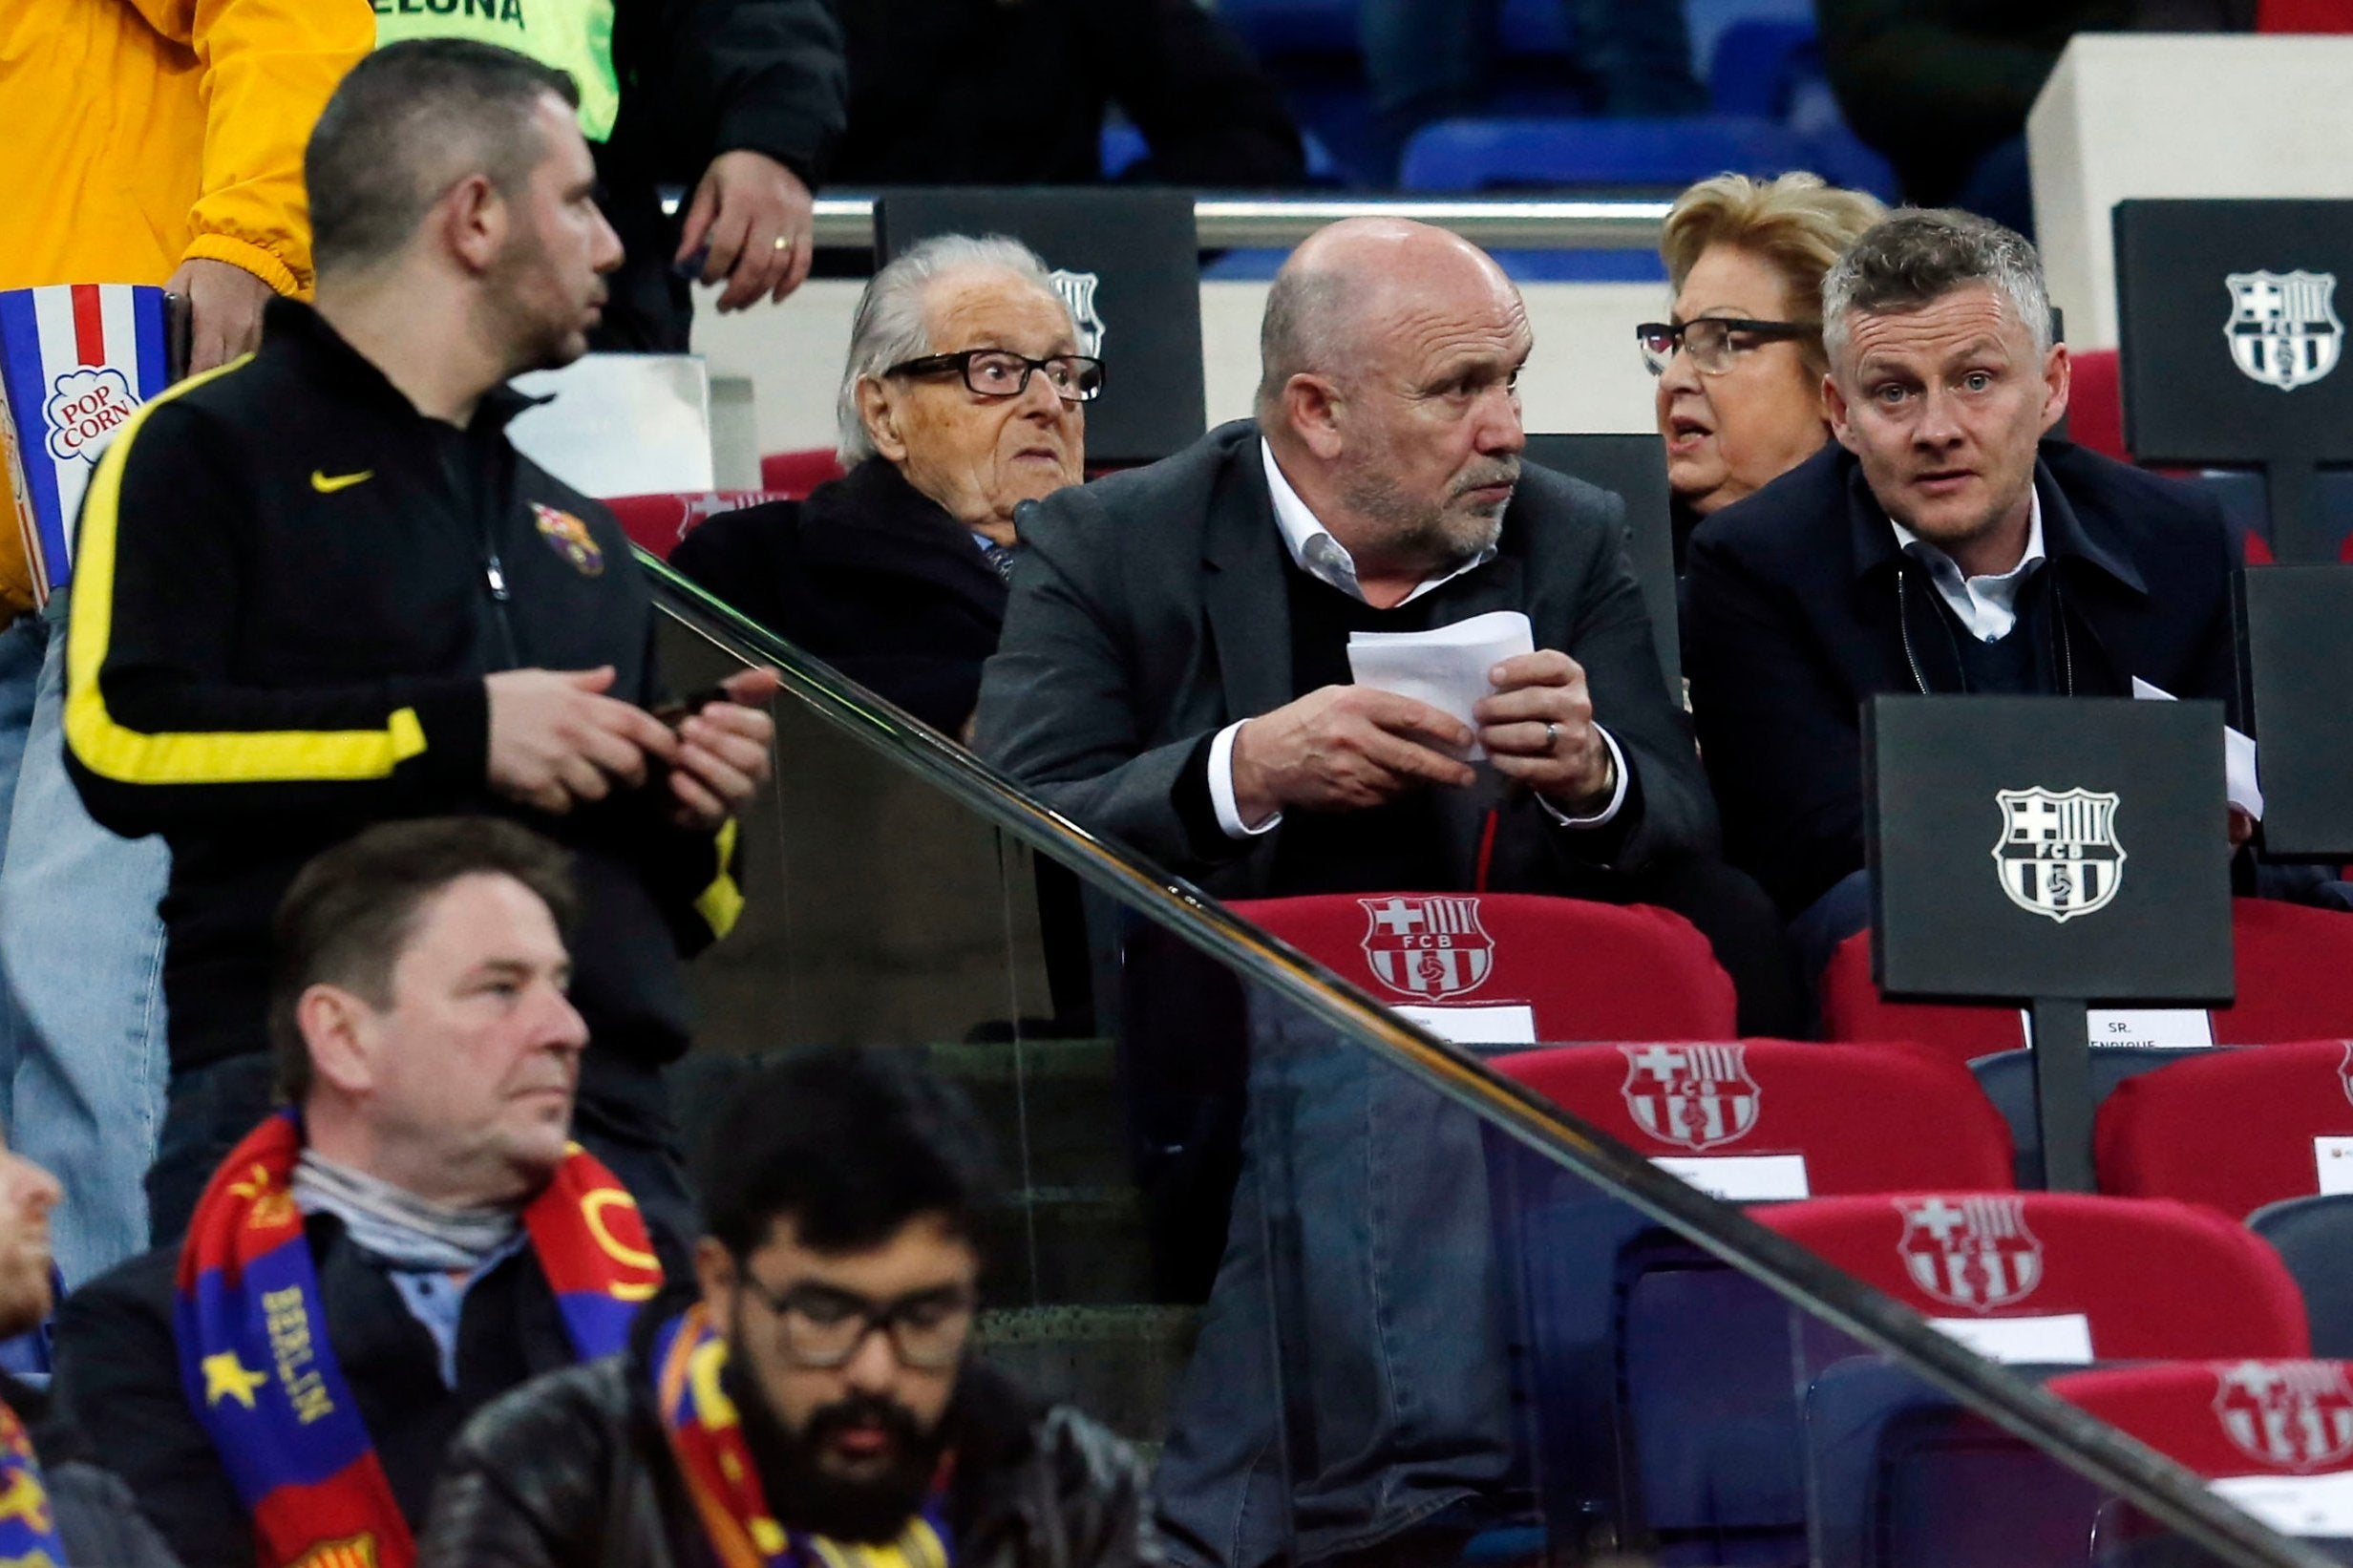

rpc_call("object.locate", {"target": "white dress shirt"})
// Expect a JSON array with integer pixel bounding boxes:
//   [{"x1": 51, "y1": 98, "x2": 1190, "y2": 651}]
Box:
[
  {"x1": 1205, "y1": 441, "x2": 1629, "y2": 838},
  {"x1": 1891, "y1": 488, "x2": 2046, "y2": 644}
]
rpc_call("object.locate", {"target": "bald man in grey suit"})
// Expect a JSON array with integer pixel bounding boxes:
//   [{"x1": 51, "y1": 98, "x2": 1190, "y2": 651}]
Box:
[{"x1": 977, "y1": 221, "x2": 1795, "y2": 1567}]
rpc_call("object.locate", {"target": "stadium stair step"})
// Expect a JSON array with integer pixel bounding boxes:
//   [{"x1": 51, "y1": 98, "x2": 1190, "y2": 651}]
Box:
[
  {"x1": 974, "y1": 1303, "x2": 1201, "y2": 1448},
  {"x1": 984, "y1": 1183, "x2": 1155, "y2": 1306},
  {"x1": 922, "y1": 1038, "x2": 1129, "y2": 1191}
]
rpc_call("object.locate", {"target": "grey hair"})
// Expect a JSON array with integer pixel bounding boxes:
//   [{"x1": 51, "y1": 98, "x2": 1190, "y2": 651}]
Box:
[
  {"x1": 1255, "y1": 263, "x2": 1361, "y2": 423},
  {"x1": 1820, "y1": 208, "x2": 2052, "y2": 371},
  {"x1": 836, "y1": 234, "x2": 1067, "y2": 467}
]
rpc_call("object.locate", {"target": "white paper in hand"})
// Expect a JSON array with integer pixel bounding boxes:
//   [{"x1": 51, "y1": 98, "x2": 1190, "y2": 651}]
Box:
[
  {"x1": 1346, "y1": 610, "x2": 1535, "y2": 762},
  {"x1": 2131, "y1": 676, "x2": 2263, "y2": 819}
]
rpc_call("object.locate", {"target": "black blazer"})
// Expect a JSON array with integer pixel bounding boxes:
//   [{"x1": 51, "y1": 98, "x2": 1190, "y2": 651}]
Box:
[
  {"x1": 670, "y1": 459, "x2": 1009, "y2": 734},
  {"x1": 973, "y1": 420, "x2": 1716, "y2": 897},
  {"x1": 1684, "y1": 438, "x2": 2238, "y2": 916}
]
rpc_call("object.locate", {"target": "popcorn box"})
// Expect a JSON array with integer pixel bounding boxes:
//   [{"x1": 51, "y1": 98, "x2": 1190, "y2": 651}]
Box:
[{"x1": 0, "y1": 285, "x2": 172, "y2": 604}]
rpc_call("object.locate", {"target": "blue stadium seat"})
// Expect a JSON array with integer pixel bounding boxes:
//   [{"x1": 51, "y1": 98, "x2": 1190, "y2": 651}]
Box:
[
  {"x1": 1212, "y1": 0, "x2": 1356, "y2": 58},
  {"x1": 1804, "y1": 1360, "x2": 2103, "y2": 1568},
  {"x1": 1801, "y1": 125, "x2": 1900, "y2": 202},
  {"x1": 1398, "y1": 114, "x2": 1816, "y2": 192},
  {"x1": 1968, "y1": 1046, "x2": 2221, "y2": 1189},
  {"x1": 2250, "y1": 1194, "x2": 2353, "y2": 1358},
  {"x1": 1099, "y1": 120, "x2": 1346, "y2": 184},
  {"x1": 1707, "y1": 18, "x2": 1816, "y2": 116},
  {"x1": 1498, "y1": 0, "x2": 1574, "y2": 58},
  {"x1": 2187, "y1": 466, "x2": 2353, "y2": 560}
]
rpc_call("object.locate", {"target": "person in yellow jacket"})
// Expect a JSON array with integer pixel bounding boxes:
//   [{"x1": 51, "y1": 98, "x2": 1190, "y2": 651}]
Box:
[
  {"x1": 0, "y1": 0, "x2": 373, "y2": 1297},
  {"x1": 0, "y1": 0, "x2": 373, "y2": 364}
]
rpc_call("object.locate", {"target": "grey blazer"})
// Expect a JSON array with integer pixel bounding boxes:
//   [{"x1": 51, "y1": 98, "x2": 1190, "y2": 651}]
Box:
[{"x1": 974, "y1": 420, "x2": 1717, "y2": 897}]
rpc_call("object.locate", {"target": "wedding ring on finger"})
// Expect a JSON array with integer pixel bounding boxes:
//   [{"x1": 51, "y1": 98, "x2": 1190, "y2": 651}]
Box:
[
  {"x1": 1543, "y1": 721, "x2": 1560, "y2": 752},
  {"x1": 772, "y1": 234, "x2": 792, "y2": 251}
]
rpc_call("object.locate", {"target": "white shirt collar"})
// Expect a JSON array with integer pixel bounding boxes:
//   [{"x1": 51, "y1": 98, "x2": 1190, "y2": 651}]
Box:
[
  {"x1": 1890, "y1": 486, "x2": 2046, "y2": 644},
  {"x1": 1261, "y1": 438, "x2": 1496, "y2": 605}
]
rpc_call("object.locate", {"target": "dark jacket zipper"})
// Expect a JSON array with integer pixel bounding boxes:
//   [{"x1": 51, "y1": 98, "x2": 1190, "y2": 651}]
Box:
[{"x1": 478, "y1": 443, "x2": 523, "y2": 670}]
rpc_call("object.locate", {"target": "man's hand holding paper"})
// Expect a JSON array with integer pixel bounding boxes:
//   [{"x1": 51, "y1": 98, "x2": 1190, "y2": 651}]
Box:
[
  {"x1": 1474, "y1": 649, "x2": 1616, "y2": 814},
  {"x1": 1229, "y1": 687, "x2": 1476, "y2": 825}
]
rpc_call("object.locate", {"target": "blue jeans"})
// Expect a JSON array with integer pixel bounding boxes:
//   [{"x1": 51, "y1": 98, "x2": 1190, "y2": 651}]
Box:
[
  {"x1": 0, "y1": 608, "x2": 169, "y2": 1288},
  {"x1": 1155, "y1": 1002, "x2": 1518, "y2": 1567}
]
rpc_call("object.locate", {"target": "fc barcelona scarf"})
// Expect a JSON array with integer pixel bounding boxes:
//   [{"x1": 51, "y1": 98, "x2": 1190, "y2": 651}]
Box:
[
  {"x1": 653, "y1": 1303, "x2": 955, "y2": 1568},
  {"x1": 0, "y1": 1399, "x2": 69, "y2": 1567},
  {"x1": 176, "y1": 1111, "x2": 665, "y2": 1568}
]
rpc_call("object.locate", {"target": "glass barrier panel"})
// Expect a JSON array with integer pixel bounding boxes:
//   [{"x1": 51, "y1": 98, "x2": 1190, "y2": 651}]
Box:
[{"x1": 646, "y1": 555, "x2": 2333, "y2": 1568}]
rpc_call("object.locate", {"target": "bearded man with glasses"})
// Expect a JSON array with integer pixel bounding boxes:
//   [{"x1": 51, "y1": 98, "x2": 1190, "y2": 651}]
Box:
[
  {"x1": 422, "y1": 1046, "x2": 1158, "y2": 1568},
  {"x1": 674, "y1": 234, "x2": 1092, "y2": 737}
]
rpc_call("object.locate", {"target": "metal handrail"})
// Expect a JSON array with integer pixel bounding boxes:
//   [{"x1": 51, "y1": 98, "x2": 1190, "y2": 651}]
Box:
[{"x1": 809, "y1": 193, "x2": 1672, "y2": 250}]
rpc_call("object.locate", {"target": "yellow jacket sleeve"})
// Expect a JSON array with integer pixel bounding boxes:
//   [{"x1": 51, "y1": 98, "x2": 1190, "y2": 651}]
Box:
[{"x1": 126, "y1": 0, "x2": 377, "y2": 299}]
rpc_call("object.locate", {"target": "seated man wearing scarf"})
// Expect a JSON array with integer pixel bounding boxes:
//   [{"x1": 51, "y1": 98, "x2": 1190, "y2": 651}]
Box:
[
  {"x1": 53, "y1": 817, "x2": 668, "y2": 1568},
  {"x1": 0, "y1": 1125, "x2": 180, "y2": 1566},
  {"x1": 421, "y1": 1047, "x2": 1157, "y2": 1568}
]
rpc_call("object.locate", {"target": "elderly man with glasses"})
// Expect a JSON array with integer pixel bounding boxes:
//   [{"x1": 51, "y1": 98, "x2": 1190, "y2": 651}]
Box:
[
  {"x1": 422, "y1": 1047, "x2": 1159, "y2": 1568},
  {"x1": 674, "y1": 234, "x2": 1094, "y2": 737}
]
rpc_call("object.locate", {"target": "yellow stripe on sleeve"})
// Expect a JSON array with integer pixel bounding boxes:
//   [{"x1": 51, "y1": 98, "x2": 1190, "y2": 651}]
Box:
[{"x1": 63, "y1": 357, "x2": 432, "y2": 786}]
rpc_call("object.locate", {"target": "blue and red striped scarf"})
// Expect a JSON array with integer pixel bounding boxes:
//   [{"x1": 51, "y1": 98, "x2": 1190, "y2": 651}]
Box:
[
  {"x1": 0, "y1": 1397, "x2": 68, "y2": 1566},
  {"x1": 653, "y1": 1303, "x2": 956, "y2": 1568},
  {"x1": 176, "y1": 1111, "x2": 664, "y2": 1568}
]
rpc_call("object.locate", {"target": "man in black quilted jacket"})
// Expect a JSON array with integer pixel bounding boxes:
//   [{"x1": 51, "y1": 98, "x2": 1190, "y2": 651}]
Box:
[{"x1": 419, "y1": 1048, "x2": 1159, "y2": 1568}]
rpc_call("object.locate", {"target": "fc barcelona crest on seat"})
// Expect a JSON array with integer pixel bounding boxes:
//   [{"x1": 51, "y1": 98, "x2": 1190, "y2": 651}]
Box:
[
  {"x1": 1618, "y1": 1043, "x2": 1760, "y2": 1152},
  {"x1": 1356, "y1": 895, "x2": 1494, "y2": 1001},
  {"x1": 2214, "y1": 1362, "x2": 2353, "y2": 1473},
  {"x1": 2226, "y1": 269, "x2": 2342, "y2": 392},
  {"x1": 1895, "y1": 1195, "x2": 2045, "y2": 1313},
  {"x1": 1994, "y1": 787, "x2": 2126, "y2": 923},
  {"x1": 1049, "y1": 268, "x2": 1107, "y2": 358}
]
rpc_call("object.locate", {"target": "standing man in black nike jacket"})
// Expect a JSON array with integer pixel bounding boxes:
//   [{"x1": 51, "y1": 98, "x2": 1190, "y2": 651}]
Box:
[{"x1": 61, "y1": 41, "x2": 778, "y2": 1249}]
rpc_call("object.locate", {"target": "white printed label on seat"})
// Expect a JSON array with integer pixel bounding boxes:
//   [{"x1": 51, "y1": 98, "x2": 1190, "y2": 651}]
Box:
[
  {"x1": 1649, "y1": 1154, "x2": 1811, "y2": 1201},
  {"x1": 1391, "y1": 1003, "x2": 1537, "y2": 1046},
  {"x1": 1925, "y1": 1313, "x2": 2094, "y2": 1364},
  {"x1": 2211, "y1": 1472, "x2": 2353, "y2": 1537},
  {"x1": 2087, "y1": 1008, "x2": 2215, "y2": 1049},
  {"x1": 2315, "y1": 1137, "x2": 2353, "y2": 1196}
]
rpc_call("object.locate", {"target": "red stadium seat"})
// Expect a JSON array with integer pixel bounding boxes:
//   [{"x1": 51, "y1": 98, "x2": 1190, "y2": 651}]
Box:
[
  {"x1": 2096, "y1": 1040, "x2": 2353, "y2": 1217},
  {"x1": 2066, "y1": 347, "x2": 2129, "y2": 462},
  {"x1": 1225, "y1": 891, "x2": 1737, "y2": 1041},
  {"x1": 1812, "y1": 1358, "x2": 2353, "y2": 1567},
  {"x1": 2260, "y1": 0, "x2": 2353, "y2": 30},
  {"x1": 2049, "y1": 1360, "x2": 2353, "y2": 1478},
  {"x1": 1754, "y1": 1192, "x2": 2309, "y2": 1358},
  {"x1": 603, "y1": 490, "x2": 787, "y2": 561},
  {"x1": 1495, "y1": 1040, "x2": 2015, "y2": 1195},
  {"x1": 1616, "y1": 1189, "x2": 2306, "y2": 1552},
  {"x1": 758, "y1": 448, "x2": 846, "y2": 498},
  {"x1": 1821, "y1": 898, "x2": 2353, "y2": 1067}
]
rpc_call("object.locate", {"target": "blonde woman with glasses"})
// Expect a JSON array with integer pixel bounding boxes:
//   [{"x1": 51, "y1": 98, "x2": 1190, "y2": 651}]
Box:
[{"x1": 1641, "y1": 172, "x2": 1885, "y2": 557}]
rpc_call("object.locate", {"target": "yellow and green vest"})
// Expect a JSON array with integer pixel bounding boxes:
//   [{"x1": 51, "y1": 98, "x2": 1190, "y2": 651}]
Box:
[{"x1": 372, "y1": 0, "x2": 621, "y2": 142}]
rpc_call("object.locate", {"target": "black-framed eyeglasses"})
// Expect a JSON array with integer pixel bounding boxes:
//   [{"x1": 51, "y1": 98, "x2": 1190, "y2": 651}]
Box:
[
  {"x1": 742, "y1": 1277, "x2": 978, "y2": 1370},
  {"x1": 885, "y1": 348, "x2": 1105, "y2": 403},
  {"x1": 1636, "y1": 318, "x2": 1818, "y2": 376}
]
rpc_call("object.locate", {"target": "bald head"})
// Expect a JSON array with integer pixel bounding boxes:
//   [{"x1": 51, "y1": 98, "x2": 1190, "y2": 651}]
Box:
[
  {"x1": 1251, "y1": 220, "x2": 1532, "y2": 587},
  {"x1": 1255, "y1": 219, "x2": 1522, "y2": 422}
]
